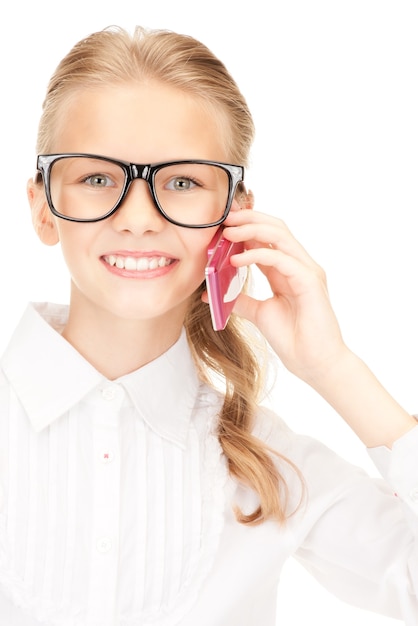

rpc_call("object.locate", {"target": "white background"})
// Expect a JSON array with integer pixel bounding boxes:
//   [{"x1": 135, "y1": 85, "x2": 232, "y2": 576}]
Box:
[{"x1": 1, "y1": 1, "x2": 417, "y2": 623}]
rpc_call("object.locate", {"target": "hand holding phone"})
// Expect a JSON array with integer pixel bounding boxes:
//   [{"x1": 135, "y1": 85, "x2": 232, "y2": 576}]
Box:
[{"x1": 205, "y1": 229, "x2": 247, "y2": 331}]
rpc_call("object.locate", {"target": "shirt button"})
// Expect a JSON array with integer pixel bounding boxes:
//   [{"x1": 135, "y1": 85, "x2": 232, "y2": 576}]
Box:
[
  {"x1": 409, "y1": 487, "x2": 418, "y2": 502},
  {"x1": 101, "y1": 386, "x2": 117, "y2": 401},
  {"x1": 100, "y1": 450, "x2": 114, "y2": 464},
  {"x1": 96, "y1": 536, "x2": 112, "y2": 553}
]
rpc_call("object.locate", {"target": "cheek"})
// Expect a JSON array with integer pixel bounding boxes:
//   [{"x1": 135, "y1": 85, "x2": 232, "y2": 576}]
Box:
[
  {"x1": 191, "y1": 228, "x2": 219, "y2": 265},
  {"x1": 181, "y1": 229, "x2": 218, "y2": 286},
  {"x1": 56, "y1": 224, "x2": 94, "y2": 269}
]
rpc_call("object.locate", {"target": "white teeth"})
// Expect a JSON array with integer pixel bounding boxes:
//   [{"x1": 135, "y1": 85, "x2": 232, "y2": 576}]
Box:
[
  {"x1": 137, "y1": 257, "x2": 149, "y2": 271},
  {"x1": 105, "y1": 255, "x2": 172, "y2": 271},
  {"x1": 124, "y1": 256, "x2": 137, "y2": 270}
]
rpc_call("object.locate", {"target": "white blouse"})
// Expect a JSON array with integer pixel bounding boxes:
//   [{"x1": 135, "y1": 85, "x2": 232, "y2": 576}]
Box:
[{"x1": 0, "y1": 302, "x2": 418, "y2": 626}]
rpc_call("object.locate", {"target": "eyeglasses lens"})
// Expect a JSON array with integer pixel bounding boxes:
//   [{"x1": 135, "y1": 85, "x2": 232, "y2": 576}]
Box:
[{"x1": 48, "y1": 157, "x2": 231, "y2": 226}]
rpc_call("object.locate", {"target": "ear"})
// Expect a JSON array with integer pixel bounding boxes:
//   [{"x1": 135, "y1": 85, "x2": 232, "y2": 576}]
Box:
[
  {"x1": 27, "y1": 178, "x2": 59, "y2": 246},
  {"x1": 233, "y1": 186, "x2": 254, "y2": 211},
  {"x1": 243, "y1": 189, "x2": 254, "y2": 210}
]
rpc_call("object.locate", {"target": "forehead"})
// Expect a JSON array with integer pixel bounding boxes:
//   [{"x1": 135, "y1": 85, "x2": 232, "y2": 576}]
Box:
[{"x1": 51, "y1": 82, "x2": 232, "y2": 163}]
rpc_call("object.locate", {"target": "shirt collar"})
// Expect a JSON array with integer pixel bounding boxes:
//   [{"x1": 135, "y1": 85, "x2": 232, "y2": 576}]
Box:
[
  {"x1": 1, "y1": 303, "x2": 200, "y2": 447},
  {"x1": 118, "y1": 331, "x2": 200, "y2": 449},
  {"x1": 1, "y1": 302, "x2": 103, "y2": 432}
]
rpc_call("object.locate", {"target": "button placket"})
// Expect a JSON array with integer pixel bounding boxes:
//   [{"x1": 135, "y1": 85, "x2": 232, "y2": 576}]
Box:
[
  {"x1": 88, "y1": 384, "x2": 123, "y2": 618},
  {"x1": 96, "y1": 536, "x2": 113, "y2": 554}
]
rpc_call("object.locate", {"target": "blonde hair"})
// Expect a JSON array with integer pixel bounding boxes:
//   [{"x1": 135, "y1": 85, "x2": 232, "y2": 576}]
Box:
[{"x1": 36, "y1": 25, "x2": 302, "y2": 525}]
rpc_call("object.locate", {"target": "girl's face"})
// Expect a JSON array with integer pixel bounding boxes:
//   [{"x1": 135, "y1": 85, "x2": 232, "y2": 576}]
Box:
[{"x1": 30, "y1": 82, "x2": 238, "y2": 332}]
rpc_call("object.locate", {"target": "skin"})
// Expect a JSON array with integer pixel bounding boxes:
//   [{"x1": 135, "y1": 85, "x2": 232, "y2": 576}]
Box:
[
  {"x1": 28, "y1": 81, "x2": 415, "y2": 448},
  {"x1": 223, "y1": 209, "x2": 416, "y2": 448},
  {"x1": 28, "y1": 82, "x2": 242, "y2": 378}
]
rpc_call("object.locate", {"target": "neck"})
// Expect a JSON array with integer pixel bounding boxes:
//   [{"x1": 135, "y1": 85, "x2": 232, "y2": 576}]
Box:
[{"x1": 62, "y1": 300, "x2": 186, "y2": 380}]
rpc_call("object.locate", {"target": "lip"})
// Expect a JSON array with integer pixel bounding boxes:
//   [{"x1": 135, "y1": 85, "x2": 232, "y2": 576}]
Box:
[{"x1": 101, "y1": 250, "x2": 177, "y2": 278}]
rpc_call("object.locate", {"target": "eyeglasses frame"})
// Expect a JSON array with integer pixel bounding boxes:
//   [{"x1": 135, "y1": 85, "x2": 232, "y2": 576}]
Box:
[{"x1": 36, "y1": 153, "x2": 245, "y2": 228}]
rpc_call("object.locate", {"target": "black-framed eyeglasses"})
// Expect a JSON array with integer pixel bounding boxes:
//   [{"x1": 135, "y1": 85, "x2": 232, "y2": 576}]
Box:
[{"x1": 36, "y1": 153, "x2": 245, "y2": 228}]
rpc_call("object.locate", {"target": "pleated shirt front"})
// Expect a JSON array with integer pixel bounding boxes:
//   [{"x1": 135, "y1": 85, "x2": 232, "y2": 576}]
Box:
[
  {"x1": 2, "y1": 303, "x2": 418, "y2": 626},
  {"x1": 0, "y1": 303, "x2": 230, "y2": 625}
]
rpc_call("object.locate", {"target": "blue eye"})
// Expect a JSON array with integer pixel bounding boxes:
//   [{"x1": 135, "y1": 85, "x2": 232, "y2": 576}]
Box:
[
  {"x1": 166, "y1": 176, "x2": 199, "y2": 191},
  {"x1": 83, "y1": 174, "x2": 115, "y2": 188}
]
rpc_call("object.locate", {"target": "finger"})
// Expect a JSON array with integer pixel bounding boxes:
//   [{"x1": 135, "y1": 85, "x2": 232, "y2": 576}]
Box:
[
  {"x1": 230, "y1": 245, "x2": 316, "y2": 281},
  {"x1": 223, "y1": 213, "x2": 316, "y2": 267},
  {"x1": 231, "y1": 292, "x2": 263, "y2": 325},
  {"x1": 224, "y1": 208, "x2": 281, "y2": 226},
  {"x1": 233, "y1": 246, "x2": 328, "y2": 305}
]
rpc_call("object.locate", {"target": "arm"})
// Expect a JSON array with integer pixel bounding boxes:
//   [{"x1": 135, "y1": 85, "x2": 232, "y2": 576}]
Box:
[
  {"x1": 221, "y1": 208, "x2": 416, "y2": 449},
  {"x1": 304, "y1": 346, "x2": 415, "y2": 449}
]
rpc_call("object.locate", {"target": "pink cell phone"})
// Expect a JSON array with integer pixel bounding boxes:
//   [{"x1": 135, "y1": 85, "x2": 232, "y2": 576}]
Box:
[{"x1": 205, "y1": 229, "x2": 247, "y2": 331}]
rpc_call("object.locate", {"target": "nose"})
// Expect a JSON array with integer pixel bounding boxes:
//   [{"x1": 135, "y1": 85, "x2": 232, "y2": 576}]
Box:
[{"x1": 110, "y1": 179, "x2": 166, "y2": 234}]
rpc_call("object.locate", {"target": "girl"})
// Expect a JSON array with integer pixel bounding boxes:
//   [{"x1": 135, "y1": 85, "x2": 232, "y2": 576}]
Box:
[{"x1": 0, "y1": 24, "x2": 417, "y2": 626}]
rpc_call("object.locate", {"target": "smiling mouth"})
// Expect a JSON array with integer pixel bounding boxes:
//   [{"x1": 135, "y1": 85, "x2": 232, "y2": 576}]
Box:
[{"x1": 103, "y1": 255, "x2": 174, "y2": 271}]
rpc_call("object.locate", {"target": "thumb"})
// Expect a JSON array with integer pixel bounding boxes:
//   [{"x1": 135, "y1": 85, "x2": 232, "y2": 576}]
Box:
[{"x1": 232, "y1": 293, "x2": 260, "y2": 325}]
